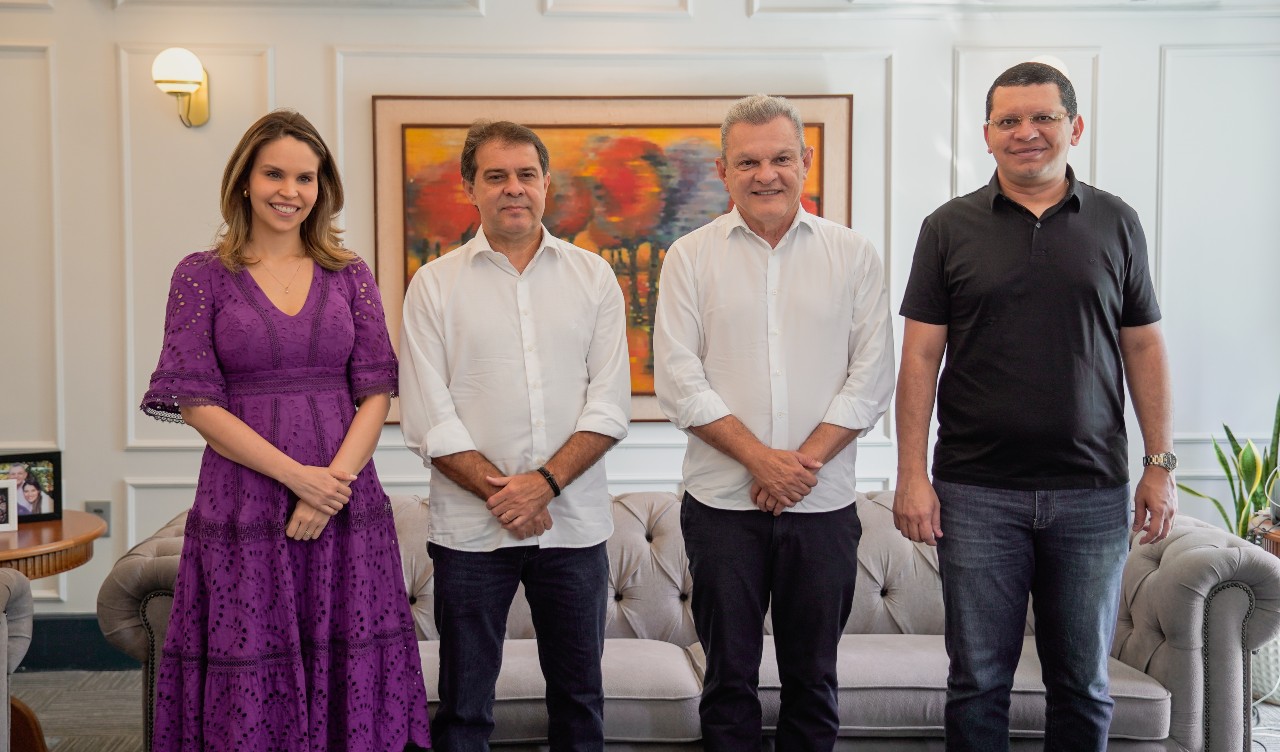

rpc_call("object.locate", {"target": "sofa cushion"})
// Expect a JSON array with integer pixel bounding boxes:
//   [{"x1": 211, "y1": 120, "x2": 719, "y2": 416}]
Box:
[
  {"x1": 731, "y1": 634, "x2": 1170, "y2": 739},
  {"x1": 419, "y1": 638, "x2": 703, "y2": 743}
]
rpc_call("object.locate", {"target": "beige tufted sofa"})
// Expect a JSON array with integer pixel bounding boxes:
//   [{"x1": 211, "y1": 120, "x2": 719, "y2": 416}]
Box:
[{"x1": 98, "y1": 490, "x2": 1280, "y2": 750}]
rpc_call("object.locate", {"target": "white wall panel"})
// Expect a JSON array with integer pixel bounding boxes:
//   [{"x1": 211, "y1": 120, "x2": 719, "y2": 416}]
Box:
[
  {"x1": 542, "y1": 0, "x2": 690, "y2": 15},
  {"x1": 125, "y1": 477, "x2": 196, "y2": 548},
  {"x1": 0, "y1": 45, "x2": 60, "y2": 450},
  {"x1": 1158, "y1": 46, "x2": 1280, "y2": 447},
  {"x1": 122, "y1": 44, "x2": 274, "y2": 449}
]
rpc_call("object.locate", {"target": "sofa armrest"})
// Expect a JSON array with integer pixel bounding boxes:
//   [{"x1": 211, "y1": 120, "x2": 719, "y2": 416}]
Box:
[
  {"x1": 1112, "y1": 516, "x2": 1280, "y2": 751},
  {"x1": 96, "y1": 513, "x2": 187, "y2": 663},
  {"x1": 0, "y1": 568, "x2": 33, "y2": 745}
]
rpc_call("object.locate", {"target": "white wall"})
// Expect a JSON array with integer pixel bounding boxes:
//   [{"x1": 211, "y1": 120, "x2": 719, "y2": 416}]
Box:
[{"x1": 2, "y1": 0, "x2": 1278, "y2": 613}]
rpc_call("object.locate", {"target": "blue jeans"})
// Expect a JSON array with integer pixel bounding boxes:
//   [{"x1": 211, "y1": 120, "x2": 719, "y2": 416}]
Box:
[
  {"x1": 681, "y1": 494, "x2": 861, "y2": 752},
  {"x1": 933, "y1": 480, "x2": 1130, "y2": 752},
  {"x1": 428, "y1": 541, "x2": 608, "y2": 752}
]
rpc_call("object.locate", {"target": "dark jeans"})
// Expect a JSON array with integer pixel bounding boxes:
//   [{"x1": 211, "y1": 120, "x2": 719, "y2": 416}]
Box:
[
  {"x1": 428, "y1": 541, "x2": 609, "y2": 752},
  {"x1": 934, "y1": 480, "x2": 1130, "y2": 752},
  {"x1": 680, "y1": 494, "x2": 861, "y2": 752}
]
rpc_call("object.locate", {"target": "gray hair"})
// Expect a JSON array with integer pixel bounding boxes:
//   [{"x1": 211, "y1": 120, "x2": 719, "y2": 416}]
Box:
[{"x1": 720, "y1": 95, "x2": 805, "y2": 157}]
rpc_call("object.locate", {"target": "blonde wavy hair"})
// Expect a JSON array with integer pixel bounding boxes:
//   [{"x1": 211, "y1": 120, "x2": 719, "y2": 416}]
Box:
[{"x1": 215, "y1": 110, "x2": 354, "y2": 271}]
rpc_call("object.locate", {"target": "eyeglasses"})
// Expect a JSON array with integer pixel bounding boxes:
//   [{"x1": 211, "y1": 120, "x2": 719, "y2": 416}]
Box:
[{"x1": 985, "y1": 113, "x2": 1069, "y2": 132}]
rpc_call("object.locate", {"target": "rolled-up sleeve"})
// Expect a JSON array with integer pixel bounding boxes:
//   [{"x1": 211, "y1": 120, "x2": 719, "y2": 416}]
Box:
[
  {"x1": 653, "y1": 242, "x2": 732, "y2": 431},
  {"x1": 822, "y1": 245, "x2": 896, "y2": 436},
  {"x1": 575, "y1": 263, "x2": 631, "y2": 439},
  {"x1": 398, "y1": 269, "x2": 478, "y2": 464}
]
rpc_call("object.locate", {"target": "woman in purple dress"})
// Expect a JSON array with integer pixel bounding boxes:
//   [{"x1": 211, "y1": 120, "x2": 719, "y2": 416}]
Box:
[{"x1": 141, "y1": 110, "x2": 431, "y2": 751}]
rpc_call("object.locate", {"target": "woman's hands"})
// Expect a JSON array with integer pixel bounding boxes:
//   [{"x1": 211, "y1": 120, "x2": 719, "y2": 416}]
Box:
[{"x1": 285, "y1": 465, "x2": 356, "y2": 541}]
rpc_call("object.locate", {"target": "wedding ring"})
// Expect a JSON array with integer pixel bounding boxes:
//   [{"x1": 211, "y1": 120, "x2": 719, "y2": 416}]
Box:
[{"x1": 303, "y1": 530, "x2": 312, "y2": 539}]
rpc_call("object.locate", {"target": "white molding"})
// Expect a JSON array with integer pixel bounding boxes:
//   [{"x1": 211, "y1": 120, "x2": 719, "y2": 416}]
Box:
[
  {"x1": 542, "y1": 0, "x2": 690, "y2": 15},
  {"x1": 1156, "y1": 43, "x2": 1280, "y2": 302},
  {"x1": 751, "y1": 0, "x2": 1280, "y2": 16},
  {"x1": 0, "y1": 42, "x2": 62, "y2": 450},
  {"x1": 29, "y1": 575, "x2": 66, "y2": 603},
  {"x1": 125, "y1": 476, "x2": 197, "y2": 548},
  {"x1": 0, "y1": 441, "x2": 60, "y2": 452},
  {"x1": 114, "y1": 0, "x2": 480, "y2": 9},
  {"x1": 0, "y1": 0, "x2": 52, "y2": 7},
  {"x1": 121, "y1": 43, "x2": 275, "y2": 450}
]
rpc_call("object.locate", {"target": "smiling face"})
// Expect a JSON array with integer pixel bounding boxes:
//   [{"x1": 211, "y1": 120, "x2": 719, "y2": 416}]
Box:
[
  {"x1": 463, "y1": 139, "x2": 549, "y2": 254},
  {"x1": 983, "y1": 83, "x2": 1083, "y2": 192},
  {"x1": 246, "y1": 136, "x2": 321, "y2": 241},
  {"x1": 717, "y1": 116, "x2": 814, "y2": 243},
  {"x1": 22, "y1": 482, "x2": 38, "y2": 504},
  {"x1": 7, "y1": 465, "x2": 26, "y2": 485}
]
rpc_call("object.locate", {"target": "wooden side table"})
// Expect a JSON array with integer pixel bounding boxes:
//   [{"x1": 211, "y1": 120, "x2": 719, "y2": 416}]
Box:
[{"x1": 0, "y1": 510, "x2": 107, "y2": 752}]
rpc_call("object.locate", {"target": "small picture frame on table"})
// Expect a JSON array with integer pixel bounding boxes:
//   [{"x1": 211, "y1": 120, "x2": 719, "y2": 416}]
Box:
[
  {"x1": 0, "y1": 480, "x2": 17, "y2": 533},
  {"x1": 0, "y1": 451, "x2": 63, "y2": 523}
]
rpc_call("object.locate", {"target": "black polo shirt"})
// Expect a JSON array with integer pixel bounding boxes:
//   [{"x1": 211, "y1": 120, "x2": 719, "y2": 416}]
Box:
[{"x1": 900, "y1": 167, "x2": 1161, "y2": 490}]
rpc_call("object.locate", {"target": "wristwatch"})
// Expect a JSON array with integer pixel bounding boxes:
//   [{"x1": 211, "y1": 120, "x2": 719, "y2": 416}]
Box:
[{"x1": 1142, "y1": 452, "x2": 1178, "y2": 472}]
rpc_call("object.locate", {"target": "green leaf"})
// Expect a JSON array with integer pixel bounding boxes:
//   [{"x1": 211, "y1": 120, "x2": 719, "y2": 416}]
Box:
[
  {"x1": 1213, "y1": 439, "x2": 1242, "y2": 512},
  {"x1": 1225, "y1": 424, "x2": 1244, "y2": 457},
  {"x1": 1271, "y1": 393, "x2": 1280, "y2": 462},
  {"x1": 1178, "y1": 482, "x2": 1232, "y2": 530},
  {"x1": 1241, "y1": 440, "x2": 1263, "y2": 501}
]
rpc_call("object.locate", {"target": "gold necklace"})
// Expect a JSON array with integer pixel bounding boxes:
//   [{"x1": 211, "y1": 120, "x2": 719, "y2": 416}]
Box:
[{"x1": 258, "y1": 256, "x2": 306, "y2": 294}]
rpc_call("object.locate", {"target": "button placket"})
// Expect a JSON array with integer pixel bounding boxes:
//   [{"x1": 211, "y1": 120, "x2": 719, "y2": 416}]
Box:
[
  {"x1": 765, "y1": 247, "x2": 788, "y2": 447},
  {"x1": 516, "y1": 278, "x2": 549, "y2": 460}
]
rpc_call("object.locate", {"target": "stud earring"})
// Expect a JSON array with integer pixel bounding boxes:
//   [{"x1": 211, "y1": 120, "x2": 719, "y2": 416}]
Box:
[{"x1": 242, "y1": 189, "x2": 249, "y2": 198}]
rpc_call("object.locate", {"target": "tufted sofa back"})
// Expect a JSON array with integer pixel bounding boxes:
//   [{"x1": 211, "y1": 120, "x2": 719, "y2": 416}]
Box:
[{"x1": 396, "y1": 488, "x2": 966, "y2": 646}]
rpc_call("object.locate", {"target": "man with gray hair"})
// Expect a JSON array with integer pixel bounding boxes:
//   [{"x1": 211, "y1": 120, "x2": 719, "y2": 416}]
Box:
[{"x1": 653, "y1": 95, "x2": 895, "y2": 749}]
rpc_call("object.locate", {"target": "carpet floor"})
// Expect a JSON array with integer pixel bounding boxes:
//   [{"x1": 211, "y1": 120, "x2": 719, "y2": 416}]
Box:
[{"x1": 10, "y1": 668, "x2": 1280, "y2": 750}]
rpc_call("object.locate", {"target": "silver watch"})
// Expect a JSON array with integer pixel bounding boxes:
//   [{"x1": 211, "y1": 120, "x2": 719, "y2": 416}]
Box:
[{"x1": 1142, "y1": 452, "x2": 1178, "y2": 472}]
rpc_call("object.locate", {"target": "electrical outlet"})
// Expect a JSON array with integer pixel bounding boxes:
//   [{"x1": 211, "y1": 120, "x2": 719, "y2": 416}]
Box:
[{"x1": 85, "y1": 501, "x2": 111, "y2": 538}]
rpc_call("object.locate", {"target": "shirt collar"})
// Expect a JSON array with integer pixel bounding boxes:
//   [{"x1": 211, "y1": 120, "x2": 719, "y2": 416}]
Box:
[
  {"x1": 466, "y1": 225, "x2": 563, "y2": 264},
  {"x1": 984, "y1": 164, "x2": 1083, "y2": 213},
  {"x1": 720, "y1": 205, "x2": 818, "y2": 242}
]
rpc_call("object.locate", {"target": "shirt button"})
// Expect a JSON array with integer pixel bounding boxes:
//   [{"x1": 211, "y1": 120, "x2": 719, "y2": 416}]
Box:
[
  {"x1": 776, "y1": 412, "x2": 784, "y2": 418},
  {"x1": 527, "y1": 345, "x2": 534, "y2": 352},
  {"x1": 774, "y1": 370, "x2": 781, "y2": 375},
  {"x1": 535, "y1": 420, "x2": 544, "y2": 428},
  {"x1": 1035, "y1": 222, "x2": 1041, "y2": 228}
]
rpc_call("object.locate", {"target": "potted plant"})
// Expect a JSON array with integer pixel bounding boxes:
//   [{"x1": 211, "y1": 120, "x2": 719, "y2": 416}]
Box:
[
  {"x1": 1177, "y1": 394, "x2": 1280, "y2": 705},
  {"x1": 1177, "y1": 394, "x2": 1280, "y2": 541}
]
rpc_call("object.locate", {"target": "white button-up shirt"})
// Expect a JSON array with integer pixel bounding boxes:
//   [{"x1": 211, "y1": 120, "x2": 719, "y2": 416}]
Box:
[
  {"x1": 654, "y1": 207, "x2": 895, "y2": 513},
  {"x1": 399, "y1": 226, "x2": 631, "y2": 550}
]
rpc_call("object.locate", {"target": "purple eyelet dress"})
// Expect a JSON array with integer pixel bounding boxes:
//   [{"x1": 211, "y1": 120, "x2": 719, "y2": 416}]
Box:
[{"x1": 140, "y1": 251, "x2": 431, "y2": 752}]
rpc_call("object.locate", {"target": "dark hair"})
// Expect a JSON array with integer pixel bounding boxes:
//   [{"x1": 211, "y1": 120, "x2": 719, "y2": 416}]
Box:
[
  {"x1": 986, "y1": 62, "x2": 1078, "y2": 120},
  {"x1": 721, "y1": 94, "x2": 805, "y2": 158},
  {"x1": 21, "y1": 479, "x2": 40, "y2": 493},
  {"x1": 216, "y1": 109, "x2": 353, "y2": 271},
  {"x1": 460, "y1": 120, "x2": 550, "y2": 184}
]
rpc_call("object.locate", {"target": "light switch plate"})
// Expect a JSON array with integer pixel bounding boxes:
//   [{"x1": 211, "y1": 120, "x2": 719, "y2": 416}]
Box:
[{"x1": 85, "y1": 501, "x2": 111, "y2": 538}]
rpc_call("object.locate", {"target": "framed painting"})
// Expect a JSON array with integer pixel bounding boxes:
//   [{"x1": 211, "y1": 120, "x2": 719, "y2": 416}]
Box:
[
  {"x1": 373, "y1": 95, "x2": 853, "y2": 421},
  {"x1": 0, "y1": 451, "x2": 62, "y2": 523}
]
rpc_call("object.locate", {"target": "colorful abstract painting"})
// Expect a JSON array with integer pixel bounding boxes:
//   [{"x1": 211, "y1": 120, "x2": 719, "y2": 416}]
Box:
[{"x1": 400, "y1": 124, "x2": 824, "y2": 394}]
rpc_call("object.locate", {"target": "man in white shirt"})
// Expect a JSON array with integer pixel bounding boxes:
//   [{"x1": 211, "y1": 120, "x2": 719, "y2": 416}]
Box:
[
  {"x1": 400, "y1": 120, "x2": 631, "y2": 751},
  {"x1": 653, "y1": 95, "x2": 895, "y2": 750}
]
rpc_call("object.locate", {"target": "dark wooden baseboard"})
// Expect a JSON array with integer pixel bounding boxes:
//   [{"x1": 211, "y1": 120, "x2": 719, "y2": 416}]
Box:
[{"x1": 16, "y1": 614, "x2": 139, "y2": 672}]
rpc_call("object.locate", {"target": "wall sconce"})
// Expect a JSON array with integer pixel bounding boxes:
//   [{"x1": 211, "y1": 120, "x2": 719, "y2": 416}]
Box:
[{"x1": 151, "y1": 47, "x2": 209, "y2": 128}]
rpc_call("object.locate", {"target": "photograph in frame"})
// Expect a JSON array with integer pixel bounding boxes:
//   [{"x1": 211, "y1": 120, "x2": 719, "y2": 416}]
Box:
[
  {"x1": 0, "y1": 451, "x2": 63, "y2": 523},
  {"x1": 0, "y1": 481, "x2": 16, "y2": 533},
  {"x1": 373, "y1": 95, "x2": 853, "y2": 422}
]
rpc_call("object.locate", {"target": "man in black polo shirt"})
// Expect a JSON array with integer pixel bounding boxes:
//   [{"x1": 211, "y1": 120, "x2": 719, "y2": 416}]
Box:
[{"x1": 894, "y1": 62, "x2": 1178, "y2": 751}]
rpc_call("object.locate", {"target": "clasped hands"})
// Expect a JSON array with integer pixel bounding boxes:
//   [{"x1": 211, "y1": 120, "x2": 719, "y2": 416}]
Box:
[
  {"x1": 747, "y1": 448, "x2": 823, "y2": 516},
  {"x1": 285, "y1": 464, "x2": 356, "y2": 541},
  {"x1": 485, "y1": 471, "x2": 555, "y2": 540}
]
